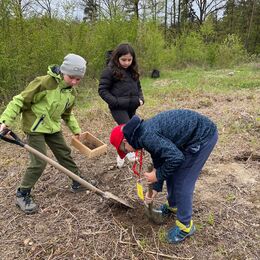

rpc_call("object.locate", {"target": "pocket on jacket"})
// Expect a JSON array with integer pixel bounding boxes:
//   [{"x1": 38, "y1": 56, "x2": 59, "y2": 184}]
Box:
[
  {"x1": 31, "y1": 115, "x2": 46, "y2": 132},
  {"x1": 130, "y1": 96, "x2": 140, "y2": 110},
  {"x1": 117, "y1": 97, "x2": 130, "y2": 109}
]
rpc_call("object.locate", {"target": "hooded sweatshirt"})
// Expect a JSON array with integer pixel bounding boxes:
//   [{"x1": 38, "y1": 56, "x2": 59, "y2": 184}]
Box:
[{"x1": 0, "y1": 65, "x2": 81, "y2": 134}]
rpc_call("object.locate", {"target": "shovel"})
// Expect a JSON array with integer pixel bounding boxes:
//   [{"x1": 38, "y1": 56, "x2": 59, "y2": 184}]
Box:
[
  {"x1": 144, "y1": 165, "x2": 164, "y2": 224},
  {"x1": 0, "y1": 129, "x2": 133, "y2": 209}
]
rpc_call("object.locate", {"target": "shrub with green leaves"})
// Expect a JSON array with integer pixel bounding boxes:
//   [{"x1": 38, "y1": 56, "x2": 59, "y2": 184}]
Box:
[
  {"x1": 135, "y1": 21, "x2": 165, "y2": 75},
  {"x1": 175, "y1": 32, "x2": 208, "y2": 67},
  {"x1": 84, "y1": 16, "x2": 138, "y2": 77},
  {"x1": 215, "y1": 34, "x2": 248, "y2": 68}
]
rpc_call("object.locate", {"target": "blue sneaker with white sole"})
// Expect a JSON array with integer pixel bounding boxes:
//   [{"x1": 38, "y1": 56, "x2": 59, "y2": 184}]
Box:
[{"x1": 167, "y1": 220, "x2": 196, "y2": 244}]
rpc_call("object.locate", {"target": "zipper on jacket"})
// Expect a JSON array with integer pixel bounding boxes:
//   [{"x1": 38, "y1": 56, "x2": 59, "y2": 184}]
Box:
[
  {"x1": 64, "y1": 99, "x2": 70, "y2": 110},
  {"x1": 32, "y1": 115, "x2": 45, "y2": 131},
  {"x1": 50, "y1": 104, "x2": 59, "y2": 118}
]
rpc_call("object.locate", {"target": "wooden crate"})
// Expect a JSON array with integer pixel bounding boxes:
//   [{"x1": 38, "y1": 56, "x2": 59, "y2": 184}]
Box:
[{"x1": 71, "y1": 131, "x2": 107, "y2": 158}]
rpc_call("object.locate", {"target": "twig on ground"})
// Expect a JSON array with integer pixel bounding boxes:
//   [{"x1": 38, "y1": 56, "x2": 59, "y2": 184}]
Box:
[
  {"x1": 119, "y1": 240, "x2": 194, "y2": 259},
  {"x1": 81, "y1": 230, "x2": 111, "y2": 235},
  {"x1": 131, "y1": 225, "x2": 144, "y2": 251},
  {"x1": 145, "y1": 250, "x2": 194, "y2": 260},
  {"x1": 129, "y1": 226, "x2": 194, "y2": 260},
  {"x1": 151, "y1": 226, "x2": 160, "y2": 252},
  {"x1": 47, "y1": 248, "x2": 54, "y2": 260}
]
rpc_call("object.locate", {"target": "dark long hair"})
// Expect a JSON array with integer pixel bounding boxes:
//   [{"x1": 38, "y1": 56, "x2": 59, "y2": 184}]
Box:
[{"x1": 109, "y1": 43, "x2": 139, "y2": 81}]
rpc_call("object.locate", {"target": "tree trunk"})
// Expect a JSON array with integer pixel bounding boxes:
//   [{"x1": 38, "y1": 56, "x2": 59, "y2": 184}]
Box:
[
  {"x1": 164, "y1": 0, "x2": 168, "y2": 39},
  {"x1": 245, "y1": 0, "x2": 256, "y2": 49}
]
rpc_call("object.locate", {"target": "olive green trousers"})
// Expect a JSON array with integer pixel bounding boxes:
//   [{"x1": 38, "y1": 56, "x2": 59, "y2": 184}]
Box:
[{"x1": 20, "y1": 132, "x2": 79, "y2": 190}]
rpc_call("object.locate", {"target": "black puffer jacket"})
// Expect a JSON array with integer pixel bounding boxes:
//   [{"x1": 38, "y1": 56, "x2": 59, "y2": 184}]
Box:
[{"x1": 98, "y1": 67, "x2": 144, "y2": 111}]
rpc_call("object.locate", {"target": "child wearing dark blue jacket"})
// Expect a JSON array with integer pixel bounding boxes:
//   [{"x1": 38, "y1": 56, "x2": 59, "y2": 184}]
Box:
[{"x1": 110, "y1": 109, "x2": 218, "y2": 243}]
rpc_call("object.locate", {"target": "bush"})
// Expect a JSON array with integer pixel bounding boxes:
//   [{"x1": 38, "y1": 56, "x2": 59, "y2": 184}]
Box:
[
  {"x1": 215, "y1": 34, "x2": 248, "y2": 67},
  {"x1": 175, "y1": 32, "x2": 208, "y2": 67},
  {"x1": 135, "y1": 22, "x2": 165, "y2": 75},
  {"x1": 83, "y1": 16, "x2": 138, "y2": 78}
]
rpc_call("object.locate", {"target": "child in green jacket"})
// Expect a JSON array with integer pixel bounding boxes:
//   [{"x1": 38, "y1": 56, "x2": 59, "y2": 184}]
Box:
[{"x1": 0, "y1": 54, "x2": 90, "y2": 214}]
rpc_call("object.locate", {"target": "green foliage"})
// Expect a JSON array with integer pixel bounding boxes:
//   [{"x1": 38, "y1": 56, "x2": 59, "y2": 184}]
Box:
[
  {"x1": 84, "y1": 16, "x2": 139, "y2": 77},
  {"x1": 157, "y1": 227, "x2": 167, "y2": 243},
  {"x1": 220, "y1": 0, "x2": 260, "y2": 54},
  {"x1": 0, "y1": 17, "x2": 87, "y2": 102},
  {"x1": 207, "y1": 212, "x2": 215, "y2": 226},
  {"x1": 160, "y1": 45, "x2": 178, "y2": 69},
  {"x1": 0, "y1": 9, "x2": 254, "y2": 103},
  {"x1": 215, "y1": 34, "x2": 248, "y2": 68},
  {"x1": 135, "y1": 21, "x2": 165, "y2": 75},
  {"x1": 200, "y1": 18, "x2": 216, "y2": 42},
  {"x1": 226, "y1": 193, "x2": 236, "y2": 202},
  {"x1": 174, "y1": 31, "x2": 208, "y2": 67}
]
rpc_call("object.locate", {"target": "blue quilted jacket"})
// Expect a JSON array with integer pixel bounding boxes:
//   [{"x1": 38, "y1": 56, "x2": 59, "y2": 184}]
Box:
[{"x1": 123, "y1": 109, "x2": 217, "y2": 191}]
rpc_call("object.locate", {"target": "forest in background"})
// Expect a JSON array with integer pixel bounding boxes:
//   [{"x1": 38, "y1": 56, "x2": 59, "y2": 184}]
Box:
[{"x1": 0, "y1": 0, "x2": 259, "y2": 102}]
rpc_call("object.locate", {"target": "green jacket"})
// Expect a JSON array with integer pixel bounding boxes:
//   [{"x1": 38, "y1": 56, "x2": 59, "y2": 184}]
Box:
[{"x1": 0, "y1": 65, "x2": 81, "y2": 134}]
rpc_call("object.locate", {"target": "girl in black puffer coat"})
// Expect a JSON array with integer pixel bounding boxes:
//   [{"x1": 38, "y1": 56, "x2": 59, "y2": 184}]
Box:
[
  {"x1": 99, "y1": 43, "x2": 144, "y2": 124},
  {"x1": 98, "y1": 43, "x2": 145, "y2": 167}
]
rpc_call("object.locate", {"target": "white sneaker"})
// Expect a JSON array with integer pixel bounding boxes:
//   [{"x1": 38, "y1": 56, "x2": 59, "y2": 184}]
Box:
[
  {"x1": 116, "y1": 155, "x2": 125, "y2": 168},
  {"x1": 126, "y1": 152, "x2": 136, "y2": 162}
]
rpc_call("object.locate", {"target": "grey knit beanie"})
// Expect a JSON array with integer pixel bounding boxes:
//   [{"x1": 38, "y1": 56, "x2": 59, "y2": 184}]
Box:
[{"x1": 60, "y1": 54, "x2": 86, "y2": 78}]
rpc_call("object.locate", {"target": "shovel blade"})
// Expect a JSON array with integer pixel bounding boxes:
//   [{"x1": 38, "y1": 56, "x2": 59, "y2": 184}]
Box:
[
  {"x1": 144, "y1": 204, "x2": 165, "y2": 224},
  {"x1": 104, "y1": 191, "x2": 134, "y2": 208}
]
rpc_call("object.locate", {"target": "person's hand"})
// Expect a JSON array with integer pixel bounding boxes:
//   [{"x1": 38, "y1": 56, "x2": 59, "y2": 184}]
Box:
[
  {"x1": 143, "y1": 168, "x2": 158, "y2": 184},
  {"x1": 74, "y1": 133, "x2": 81, "y2": 140},
  {"x1": 139, "y1": 99, "x2": 144, "y2": 106},
  {"x1": 0, "y1": 123, "x2": 8, "y2": 133},
  {"x1": 145, "y1": 190, "x2": 158, "y2": 204}
]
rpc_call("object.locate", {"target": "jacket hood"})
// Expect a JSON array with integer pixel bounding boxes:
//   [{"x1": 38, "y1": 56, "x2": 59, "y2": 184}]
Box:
[
  {"x1": 47, "y1": 65, "x2": 62, "y2": 82},
  {"x1": 123, "y1": 115, "x2": 143, "y2": 149}
]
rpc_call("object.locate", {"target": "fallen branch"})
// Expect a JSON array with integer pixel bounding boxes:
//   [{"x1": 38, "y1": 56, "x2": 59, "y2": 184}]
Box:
[
  {"x1": 145, "y1": 250, "x2": 194, "y2": 260},
  {"x1": 81, "y1": 230, "x2": 111, "y2": 236},
  {"x1": 116, "y1": 226, "x2": 194, "y2": 260}
]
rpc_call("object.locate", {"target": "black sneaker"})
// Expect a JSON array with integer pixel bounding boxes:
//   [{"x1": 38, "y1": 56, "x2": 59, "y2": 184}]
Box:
[
  {"x1": 71, "y1": 179, "x2": 98, "y2": 193},
  {"x1": 71, "y1": 180, "x2": 87, "y2": 193},
  {"x1": 160, "y1": 203, "x2": 177, "y2": 217},
  {"x1": 16, "y1": 188, "x2": 38, "y2": 214}
]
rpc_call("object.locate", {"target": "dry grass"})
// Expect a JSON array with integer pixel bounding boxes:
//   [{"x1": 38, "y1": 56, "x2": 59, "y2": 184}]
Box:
[{"x1": 0, "y1": 86, "x2": 259, "y2": 259}]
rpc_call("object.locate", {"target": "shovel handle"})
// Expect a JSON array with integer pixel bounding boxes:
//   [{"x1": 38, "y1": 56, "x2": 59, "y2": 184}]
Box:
[
  {"x1": 0, "y1": 129, "x2": 25, "y2": 147},
  {"x1": 147, "y1": 164, "x2": 154, "y2": 198},
  {"x1": 24, "y1": 144, "x2": 105, "y2": 196},
  {"x1": 0, "y1": 129, "x2": 105, "y2": 195},
  {"x1": 0, "y1": 129, "x2": 133, "y2": 208},
  {"x1": 147, "y1": 183, "x2": 154, "y2": 198}
]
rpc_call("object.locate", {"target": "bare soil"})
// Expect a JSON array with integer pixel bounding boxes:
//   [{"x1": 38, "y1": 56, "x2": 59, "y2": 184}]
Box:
[{"x1": 0, "y1": 88, "x2": 259, "y2": 259}]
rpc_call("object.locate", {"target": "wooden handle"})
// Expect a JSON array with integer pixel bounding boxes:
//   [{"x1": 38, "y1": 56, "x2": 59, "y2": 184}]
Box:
[
  {"x1": 24, "y1": 144, "x2": 105, "y2": 196},
  {"x1": 147, "y1": 164, "x2": 154, "y2": 198},
  {"x1": 147, "y1": 164, "x2": 154, "y2": 172},
  {"x1": 147, "y1": 183, "x2": 153, "y2": 198}
]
